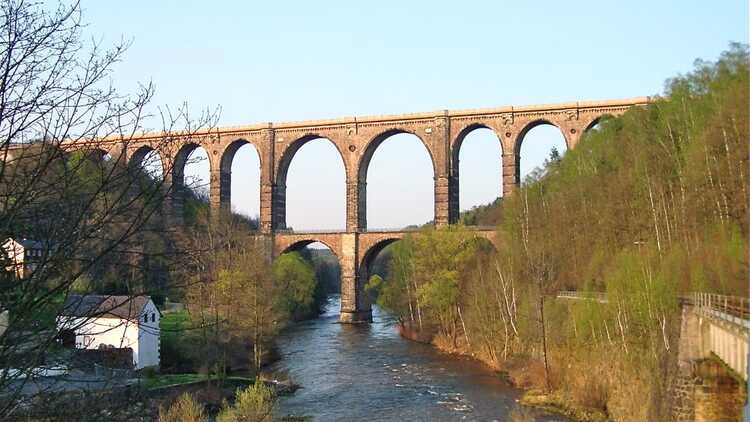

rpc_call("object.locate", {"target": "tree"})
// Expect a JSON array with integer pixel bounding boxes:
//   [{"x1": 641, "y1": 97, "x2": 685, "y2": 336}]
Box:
[
  {"x1": 186, "y1": 222, "x2": 281, "y2": 375},
  {"x1": 272, "y1": 252, "x2": 317, "y2": 320},
  {"x1": 0, "y1": 1, "x2": 215, "y2": 418}
]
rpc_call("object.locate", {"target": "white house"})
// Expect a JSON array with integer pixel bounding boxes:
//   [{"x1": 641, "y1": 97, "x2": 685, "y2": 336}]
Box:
[
  {"x1": 2, "y1": 238, "x2": 44, "y2": 279},
  {"x1": 56, "y1": 295, "x2": 160, "y2": 370}
]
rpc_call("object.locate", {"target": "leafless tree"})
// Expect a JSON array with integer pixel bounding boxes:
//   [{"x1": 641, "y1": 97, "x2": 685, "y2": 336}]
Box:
[{"x1": 0, "y1": 1, "x2": 217, "y2": 419}]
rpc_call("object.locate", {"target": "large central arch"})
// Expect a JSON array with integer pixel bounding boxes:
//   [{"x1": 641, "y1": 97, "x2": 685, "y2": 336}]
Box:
[
  {"x1": 274, "y1": 135, "x2": 348, "y2": 230},
  {"x1": 357, "y1": 129, "x2": 436, "y2": 231}
]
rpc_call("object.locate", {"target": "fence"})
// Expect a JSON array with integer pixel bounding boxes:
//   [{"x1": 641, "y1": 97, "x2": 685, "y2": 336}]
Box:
[
  {"x1": 556, "y1": 290, "x2": 608, "y2": 303},
  {"x1": 688, "y1": 292, "x2": 750, "y2": 328}
]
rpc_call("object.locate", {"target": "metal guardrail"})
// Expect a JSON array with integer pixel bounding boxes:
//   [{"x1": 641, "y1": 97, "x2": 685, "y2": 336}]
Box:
[
  {"x1": 557, "y1": 291, "x2": 750, "y2": 328},
  {"x1": 556, "y1": 290, "x2": 608, "y2": 303},
  {"x1": 687, "y1": 292, "x2": 750, "y2": 329}
]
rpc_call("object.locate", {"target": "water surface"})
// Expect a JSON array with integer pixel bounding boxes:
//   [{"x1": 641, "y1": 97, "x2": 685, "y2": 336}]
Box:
[{"x1": 270, "y1": 296, "x2": 567, "y2": 421}]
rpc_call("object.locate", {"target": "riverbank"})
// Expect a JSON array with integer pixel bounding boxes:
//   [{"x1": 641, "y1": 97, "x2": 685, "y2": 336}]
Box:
[{"x1": 397, "y1": 321, "x2": 609, "y2": 422}]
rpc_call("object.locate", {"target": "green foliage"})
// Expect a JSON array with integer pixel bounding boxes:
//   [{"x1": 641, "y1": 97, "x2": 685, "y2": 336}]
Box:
[
  {"x1": 368, "y1": 45, "x2": 749, "y2": 420},
  {"x1": 160, "y1": 310, "x2": 201, "y2": 373},
  {"x1": 218, "y1": 382, "x2": 276, "y2": 422},
  {"x1": 272, "y1": 252, "x2": 317, "y2": 320},
  {"x1": 364, "y1": 274, "x2": 384, "y2": 301},
  {"x1": 459, "y1": 197, "x2": 504, "y2": 226},
  {"x1": 377, "y1": 226, "x2": 485, "y2": 335},
  {"x1": 158, "y1": 393, "x2": 208, "y2": 422}
]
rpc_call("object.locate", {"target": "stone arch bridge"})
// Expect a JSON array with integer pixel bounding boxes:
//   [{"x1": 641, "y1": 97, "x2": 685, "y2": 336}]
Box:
[
  {"x1": 9, "y1": 97, "x2": 650, "y2": 322},
  {"x1": 271, "y1": 227, "x2": 498, "y2": 322}
]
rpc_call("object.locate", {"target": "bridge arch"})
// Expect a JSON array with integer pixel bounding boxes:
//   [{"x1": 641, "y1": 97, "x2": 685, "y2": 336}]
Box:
[
  {"x1": 583, "y1": 113, "x2": 613, "y2": 134},
  {"x1": 515, "y1": 119, "x2": 567, "y2": 151},
  {"x1": 274, "y1": 134, "x2": 348, "y2": 230},
  {"x1": 357, "y1": 129, "x2": 436, "y2": 230},
  {"x1": 129, "y1": 145, "x2": 165, "y2": 179},
  {"x1": 515, "y1": 119, "x2": 568, "y2": 181},
  {"x1": 273, "y1": 232, "x2": 345, "y2": 261},
  {"x1": 279, "y1": 239, "x2": 340, "y2": 258},
  {"x1": 358, "y1": 129, "x2": 437, "y2": 184},
  {"x1": 462, "y1": 232, "x2": 498, "y2": 253},
  {"x1": 220, "y1": 139, "x2": 262, "y2": 217},
  {"x1": 359, "y1": 236, "x2": 401, "y2": 274},
  {"x1": 276, "y1": 134, "x2": 349, "y2": 186},
  {"x1": 173, "y1": 142, "x2": 211, "y2": 193},
  {"x1": 357, "y1": 236, "x2": 403, "y2": 315},
  {"x1": 450, "y1": 124, "x2": 503, "y2": 221},
  {"x1": 78, "y1": 148, "x2": 112, "y2": 163}
]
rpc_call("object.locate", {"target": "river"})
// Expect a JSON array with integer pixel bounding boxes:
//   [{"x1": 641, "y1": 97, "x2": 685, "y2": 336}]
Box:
[{"x1": 269, "y1": 295, "x2": 568, "y2": 421}]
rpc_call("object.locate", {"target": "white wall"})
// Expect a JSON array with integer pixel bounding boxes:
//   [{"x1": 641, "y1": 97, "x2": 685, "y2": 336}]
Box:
[
  {"x1": 137, "y1": 300, "x2": 160, "y2": 369},
  {"x1": 56, "y1": 299, "x2": 161, "y2": 370},
  {"x1": 57, "y1": 316, "x2": 140, "y2": 362}
]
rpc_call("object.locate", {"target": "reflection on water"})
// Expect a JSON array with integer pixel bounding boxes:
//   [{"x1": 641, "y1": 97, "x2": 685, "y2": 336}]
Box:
[{"x1": 269, "y1": 295, "x2": 568, "y2": 421}]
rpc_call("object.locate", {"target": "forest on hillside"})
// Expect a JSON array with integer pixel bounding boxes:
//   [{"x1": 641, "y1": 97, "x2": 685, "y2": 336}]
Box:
[{"x1": 368, "y1": 44, "x2": 749, "y2": 421}]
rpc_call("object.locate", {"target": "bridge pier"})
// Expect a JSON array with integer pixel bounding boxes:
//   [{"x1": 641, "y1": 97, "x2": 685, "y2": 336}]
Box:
[{"x1": 502, "y1": 152, "x2": 519, "y2": 197}]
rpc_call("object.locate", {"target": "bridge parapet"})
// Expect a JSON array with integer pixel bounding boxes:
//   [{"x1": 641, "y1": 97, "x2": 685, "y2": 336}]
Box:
[
  {"x1": 556, "y1": 290, "x2": 749, "y2": 381},
  {"x1": 687, "y1": 292, "x2": 750, "y2": 329}
]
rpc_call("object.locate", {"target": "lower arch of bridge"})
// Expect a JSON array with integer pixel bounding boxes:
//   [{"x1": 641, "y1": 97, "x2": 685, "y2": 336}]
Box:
[
  {"x1": 275, "y1": 239, "x2": 367, "y2": 322},
  {"x1": 462, "y1": 235, "x2": 497, "y2": 254},
  {"x1": 358, "y1": 130, "x2": 435, "y2": 230},
  {"x1": 279, "y1": 239, "x2": 339, "y2": 257},
  {"x1": 359, "y1": 237, "x2": 400, "y2": 281}
]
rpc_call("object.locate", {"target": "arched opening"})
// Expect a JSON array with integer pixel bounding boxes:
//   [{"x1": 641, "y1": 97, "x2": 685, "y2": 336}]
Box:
[
  {"x1": 221, "y1": 140, "x2": 261, "y2": 224},
  {"x1": 583, "y1": 114, "x2": 613, "y2": 135},
  {"x1": 279, "y1": 136, "x2": 346, "y2": 231},
  {"x1": 360, "y1": 131, "x2": 434, "y2": 230},
  {"x1": 81, "y1": 148, "x2": 111, "y2": 163},
  {"x1": 175, "y1": 144, "x2": 210, "y2": 199},
  {"x1": 360, "y1": 238, "x2": 402, "y2": 317},
  {"x1": 517, "y1": 121, "x2": 567, "y2": 183},
  {"x1": 130, "y1": 146, "x2": 164, "y2": 181},
  {"x1": 463, "y1": 235, "x2": 498, "y2": 256},
  {"x1": 277, "y1": 240, "x2": 341, "y2": 318},
  {"x1": 68, "y1": 147, "x2": 111, "y2": 168},
  {"x1": 453, "y1": 126, "x2": 503, "y2": 225}
]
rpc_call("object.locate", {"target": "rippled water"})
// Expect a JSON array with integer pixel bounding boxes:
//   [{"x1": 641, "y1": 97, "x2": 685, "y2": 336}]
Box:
[{"x1": 269, "y1": 296, "x2": 568, "y2": 421}]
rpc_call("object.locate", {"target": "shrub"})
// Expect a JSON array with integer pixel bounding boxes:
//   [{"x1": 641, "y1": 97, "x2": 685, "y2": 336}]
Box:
[
  {"x1": 158, "y1": 393, "x2": 207, "y2": 422},
  {"x1": 218, "y1": 382, "x2": 276, "y2": 422}
]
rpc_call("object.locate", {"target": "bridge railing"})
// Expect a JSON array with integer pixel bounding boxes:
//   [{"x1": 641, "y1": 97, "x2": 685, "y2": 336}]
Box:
[
  {"x1": 688, "y1": 292, "x2": 750, "y2": 329},
  {"x1": 556, "y1": 290, "x2": 608, "y2": 303},
  {"x1": 274, "y1": 229, "x2": 345, "y2": 234},
  {"x1": 275, "y1": 225, "x2": 497, "y2": 235}
]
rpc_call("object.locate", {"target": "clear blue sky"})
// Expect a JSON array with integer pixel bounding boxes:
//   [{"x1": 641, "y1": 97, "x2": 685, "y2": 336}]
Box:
[{"x1": 83, "y1": 1, "x2": 747, "y2": 230}]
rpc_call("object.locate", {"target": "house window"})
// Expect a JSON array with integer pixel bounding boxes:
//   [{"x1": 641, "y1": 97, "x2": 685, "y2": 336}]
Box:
[
  {"x1": 83, "y1": 335, "x2": 93, "y2": 347},
  {"x1": 143, "y1": 314, "x2": 148, "y2": 323},
  {"x1": 151, "y1": 313, "x2": 155, "y2": 323}
]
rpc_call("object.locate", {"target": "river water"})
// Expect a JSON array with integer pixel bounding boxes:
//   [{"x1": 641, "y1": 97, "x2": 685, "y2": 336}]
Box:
[{"x1": 269, "y1": 295, "x2": 567, "y2": 421}]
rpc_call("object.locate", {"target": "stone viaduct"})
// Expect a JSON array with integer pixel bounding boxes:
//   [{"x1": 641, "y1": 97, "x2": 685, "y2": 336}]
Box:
[{"x1": 24, "y1": 97, "x2": 650, "y2": 322}]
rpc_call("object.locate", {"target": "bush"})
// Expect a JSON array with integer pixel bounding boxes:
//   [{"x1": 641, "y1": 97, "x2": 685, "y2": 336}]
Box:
[
  {"x1": 157, "y1": 393, "x2": 207, "y2": 422},
  {"x1": 218, "y1": 382, "x2": 276, "y2": 422}
]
